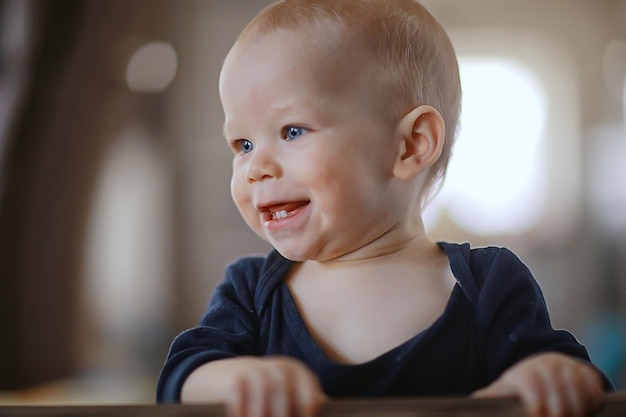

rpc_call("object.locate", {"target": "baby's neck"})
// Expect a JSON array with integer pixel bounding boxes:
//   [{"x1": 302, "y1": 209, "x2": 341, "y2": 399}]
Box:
[
  {"x1": 285, "y1": 230, "x2": 454, "y2": 364},
  {"x1": 304, "y1": 231, "x2": 440, "y2": 273}
]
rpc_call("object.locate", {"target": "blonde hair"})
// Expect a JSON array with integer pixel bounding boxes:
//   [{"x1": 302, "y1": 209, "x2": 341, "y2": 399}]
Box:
[{"x1": 237, "y1": 0, "x2": 461, "y2": 206}]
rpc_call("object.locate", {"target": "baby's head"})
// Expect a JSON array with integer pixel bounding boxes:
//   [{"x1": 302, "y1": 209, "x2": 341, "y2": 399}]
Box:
[
  {"x1": 220, "y1": 0, "x2": 461, "y2": 260},
  {"x1": 233, "y1": 0, "x2": 461, "y2": 203}
]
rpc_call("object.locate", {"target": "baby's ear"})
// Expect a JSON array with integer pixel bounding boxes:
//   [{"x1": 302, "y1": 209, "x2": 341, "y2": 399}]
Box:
[{"x1": 393, "y1": 105, "x2": 445, "y2": 181}]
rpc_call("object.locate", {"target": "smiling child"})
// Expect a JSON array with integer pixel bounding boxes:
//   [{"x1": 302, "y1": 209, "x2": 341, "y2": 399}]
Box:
[{"x1": 157, "y1": 1, "x2": 613, "y2": 416}]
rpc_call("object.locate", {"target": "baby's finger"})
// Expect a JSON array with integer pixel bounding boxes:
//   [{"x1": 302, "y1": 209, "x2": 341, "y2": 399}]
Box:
[
  {"x1": 294, "y1": 367, "x2": 327, "y2": 417},
  {"x1": 559, "y1": 377, "x2": 586, "y2": 417},
  {"x1": 224, "y1": 375, "x2": 248, "y2": 417},
  {"x1": 244, "y1": 372, "x2": 271, "y2": 417},
  {"x1": 549, "y1": 361, "x2": 604, "y2": 417},
  {"x1": 267, "y1": 367, "x2": 292, "y2": 417},
  {"x1": 577, "y1": 366, "x2": 604, "y2": 411}
]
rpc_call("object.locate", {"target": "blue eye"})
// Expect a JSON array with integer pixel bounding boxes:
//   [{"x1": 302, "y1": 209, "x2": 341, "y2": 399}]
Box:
[
  {"x1": 237, "y1": 139, "x2": 254, "y2": 154},
  {"x1": 283, "y1": 126, "x2": 307, "y2": 141}
]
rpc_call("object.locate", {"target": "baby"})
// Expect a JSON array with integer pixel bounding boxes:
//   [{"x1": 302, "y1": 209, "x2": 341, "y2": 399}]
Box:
[{"x1": 157, "y1": 1, "x2": 613, "y2": 416}]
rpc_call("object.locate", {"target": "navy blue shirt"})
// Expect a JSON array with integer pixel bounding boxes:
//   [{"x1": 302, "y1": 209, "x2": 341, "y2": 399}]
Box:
[{"x1": 157, "y1": 242, "x2": 613, "y2": 401}]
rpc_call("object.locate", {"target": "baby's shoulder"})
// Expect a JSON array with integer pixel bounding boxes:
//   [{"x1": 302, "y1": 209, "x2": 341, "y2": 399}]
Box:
[
  {"x1": 440, "y1": 242, "x2": 537, "y2": 304},
  {"x1": 440, "y1": 241, "x2": 528, "y2": 275}
]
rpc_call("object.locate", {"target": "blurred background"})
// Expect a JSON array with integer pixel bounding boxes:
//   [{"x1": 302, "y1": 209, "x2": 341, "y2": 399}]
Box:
[{"x1": 0, "y1": 0, "x2": 624, "y2": 405}]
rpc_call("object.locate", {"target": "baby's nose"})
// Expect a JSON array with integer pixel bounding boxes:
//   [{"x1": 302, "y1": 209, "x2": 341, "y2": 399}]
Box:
[{"x1": 246, "y1": 148, "x2": 282, "y2": 183}]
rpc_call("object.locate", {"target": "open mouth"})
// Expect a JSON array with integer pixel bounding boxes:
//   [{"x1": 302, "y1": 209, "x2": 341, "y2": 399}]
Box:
[{"x1": 262, "y1": 201, "x2": 310, "y2": 221}]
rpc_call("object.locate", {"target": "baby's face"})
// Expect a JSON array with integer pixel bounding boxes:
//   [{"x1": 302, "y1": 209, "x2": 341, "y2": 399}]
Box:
[{"x1": 219, "y1": 27, "x2": 404, "y2": 262}]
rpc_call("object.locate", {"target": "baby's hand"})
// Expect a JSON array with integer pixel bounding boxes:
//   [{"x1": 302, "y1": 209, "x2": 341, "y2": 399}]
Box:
[
  {"x1": 472, "y1": 353, "x2": 603, "y2": 417},
  {"x1": 182, "y1": 356, "x2": 327, "y2": 417}
]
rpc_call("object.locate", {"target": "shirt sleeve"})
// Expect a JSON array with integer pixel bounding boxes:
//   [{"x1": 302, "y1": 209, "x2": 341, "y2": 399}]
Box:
[
  {"x1": 473, "y1": 247, "x2": 614, "y2": 391},
  {"x1": 156, "y1": 256, "x2": 265, "y2": 402}
]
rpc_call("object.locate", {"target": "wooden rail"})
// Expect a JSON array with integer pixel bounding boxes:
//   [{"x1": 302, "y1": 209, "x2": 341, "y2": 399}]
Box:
[{"x1": 1, "y1": 393, "x2": 625, "y2": 417}]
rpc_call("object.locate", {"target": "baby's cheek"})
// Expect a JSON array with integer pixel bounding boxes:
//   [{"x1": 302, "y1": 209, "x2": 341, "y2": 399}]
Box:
[
  {"x1": 230, "y1": 171, "x2": 248, "y2": 203},
  {"x1": 230, "y1": 183, "x2": 249, "y2": 216}
]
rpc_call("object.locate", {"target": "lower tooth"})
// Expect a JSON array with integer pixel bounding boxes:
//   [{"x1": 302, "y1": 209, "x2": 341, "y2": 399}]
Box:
[{"x1": 273, "y1": 210, "x2": 287, "y2": 220}]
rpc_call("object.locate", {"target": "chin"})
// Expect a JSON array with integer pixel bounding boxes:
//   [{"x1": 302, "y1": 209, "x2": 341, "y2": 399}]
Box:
[
  {"x1": 274, "y1": 244, "x2": 346, "y2": 263},
  {"x1": 271, "y1": 243, "x2": 313, "y2": 262},
  {"x1": 275, "y1": 249, "x2": 308, "y2": 262}
]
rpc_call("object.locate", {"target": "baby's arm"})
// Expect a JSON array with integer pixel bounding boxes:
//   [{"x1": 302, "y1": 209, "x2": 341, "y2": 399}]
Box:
[
  {"x1": 157, "y1": 255, "x2": 326, "y2": 409},
  {"x1": 473, "y1": 352, "x2": 604, "y2": 417},
  {"x1": 181, "y1": 356, "x2": 327, "y2": 417}
]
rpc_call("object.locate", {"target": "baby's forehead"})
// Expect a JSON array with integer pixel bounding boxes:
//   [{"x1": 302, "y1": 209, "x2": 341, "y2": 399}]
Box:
[
  {"x1": 220, "y1": 26, "x2": 394, "y2": 123},
  {"x1": 228, "y1": 30, "x2": 363, "y2": 90},
  {"x1": 230, "y1": 24, "x2": 365, "y2": 76}
]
